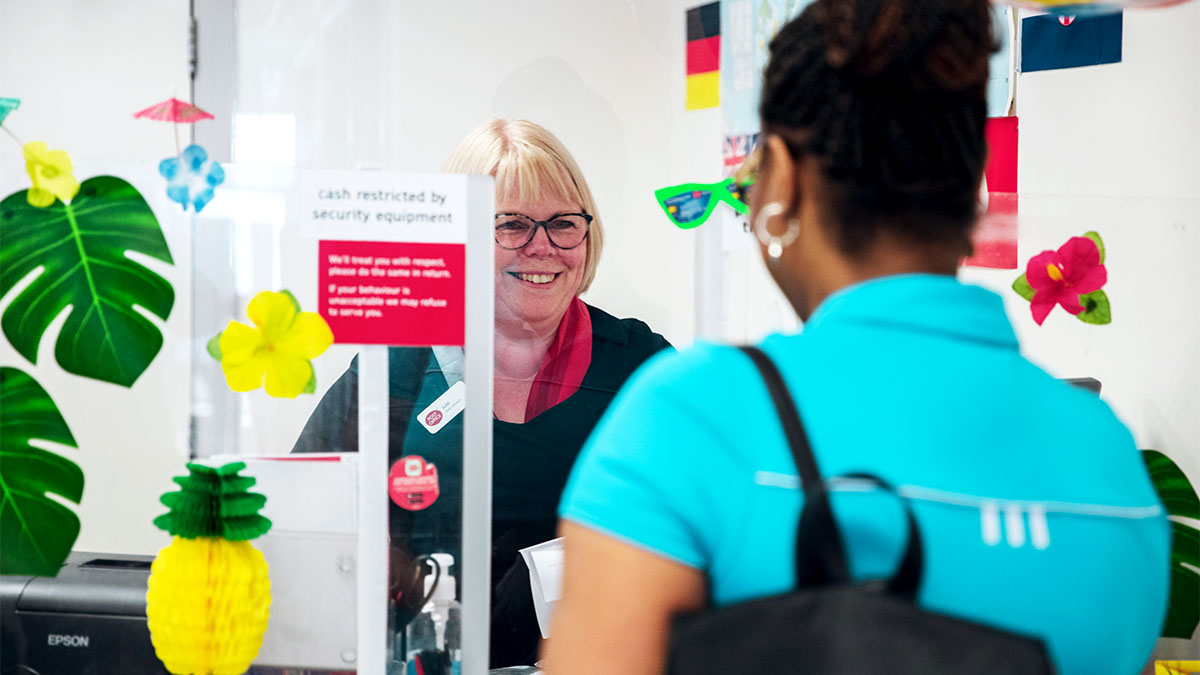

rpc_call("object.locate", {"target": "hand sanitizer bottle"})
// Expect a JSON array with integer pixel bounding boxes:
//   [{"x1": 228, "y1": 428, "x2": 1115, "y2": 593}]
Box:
[{"x1": 406, "y1": 553, "x2": 462, "y2": 675}]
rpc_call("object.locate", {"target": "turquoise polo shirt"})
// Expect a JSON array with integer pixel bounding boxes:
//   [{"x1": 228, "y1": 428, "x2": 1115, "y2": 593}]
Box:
[{"x1": 560, "y1": 274, "x2": 1169, "y2": 675}]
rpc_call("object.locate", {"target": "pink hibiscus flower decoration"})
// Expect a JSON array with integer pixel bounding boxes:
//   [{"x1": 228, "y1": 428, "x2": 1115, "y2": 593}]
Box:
[{"x1": 1026, "y1": 236, "x2": 1107, "y2": 325}]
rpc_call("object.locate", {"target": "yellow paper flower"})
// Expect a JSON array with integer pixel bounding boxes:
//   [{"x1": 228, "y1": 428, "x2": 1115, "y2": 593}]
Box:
[
  {"x1": 219, "y1": 291, "x2": 333, "y2": 398},
  {"x1": 23, "y1": 141, "x2": 80, "y2": 207}
]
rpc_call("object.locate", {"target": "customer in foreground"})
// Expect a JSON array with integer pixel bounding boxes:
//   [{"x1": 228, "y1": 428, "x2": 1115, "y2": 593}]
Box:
[{"x1": 543, "y1": 0, "x2": 1170, "y2": 672}]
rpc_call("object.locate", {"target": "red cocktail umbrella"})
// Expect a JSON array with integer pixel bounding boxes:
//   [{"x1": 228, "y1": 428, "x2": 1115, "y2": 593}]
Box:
[{"x1": 132, "y1": 97, "x2": 214, "y2": 157}]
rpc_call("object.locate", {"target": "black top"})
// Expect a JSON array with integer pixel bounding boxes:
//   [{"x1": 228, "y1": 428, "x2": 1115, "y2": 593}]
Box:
[{"x1": 292, "y1": 303, "x2": 671, "y2": 666}]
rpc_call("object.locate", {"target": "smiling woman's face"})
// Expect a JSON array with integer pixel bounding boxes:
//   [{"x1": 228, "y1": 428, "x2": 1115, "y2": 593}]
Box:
[{"x1": 494, "y1": 187, "x2": 588, "y2": 330}]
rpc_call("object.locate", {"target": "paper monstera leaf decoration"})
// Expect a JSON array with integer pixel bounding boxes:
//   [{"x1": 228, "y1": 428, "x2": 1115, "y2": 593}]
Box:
[
  {"x1": 207, "y1": 290, "x2": 334, "y2": 398},
  {"x1": 1012, "y1": 231, "x2": 1110, "y2": 326},
  {"x1": 146, "y1": 462, "x2": 272, "y2": 675},
  {"x1": 0, "y1": 144, "x2": 175, "y2": 387},
  {"x1": 1, "y1": 134, "x2": 173, "y2": 578},
  {"x1": 1141, "y1": 450, "x2": 1199, "y2": 640},
  {"x1": 0, "y1": 367, "x2": 83, "y2": 576}
]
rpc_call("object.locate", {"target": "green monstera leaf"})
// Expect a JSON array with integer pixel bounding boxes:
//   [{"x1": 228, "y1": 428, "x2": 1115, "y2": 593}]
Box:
[
  {"x1": 0, "y1": 176, "x2": 174, "y2": 387},
  {"x1": 0, "y1": 367, "x2": 83, "y2": 576},
  {"x1": 1142, "y1": 450, "x2": 1200, "y2": 640}
]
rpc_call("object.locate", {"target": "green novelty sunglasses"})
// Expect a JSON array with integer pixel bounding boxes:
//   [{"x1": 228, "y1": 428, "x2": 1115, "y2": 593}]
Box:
[
  {"x1": 654, "y1": 177, "x2": 753, "y2": 229},
  {"x1": 655, "y1": 143, "x2": 762, "y2": 229}
]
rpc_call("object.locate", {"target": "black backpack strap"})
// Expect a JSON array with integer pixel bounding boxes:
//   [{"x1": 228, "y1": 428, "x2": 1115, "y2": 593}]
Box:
[
  {"x1": 738, "y1": 346, "x2": 821, "y2": 489},
  {"x1": 738, "y1": 346, "x2": 850, "y2": 588},
  {"x1": 738, "y1": 346, "x2": 923, "y2": 600},
  {"x1": 838, "y1": 473, "x2": 924, "y2": 600}
]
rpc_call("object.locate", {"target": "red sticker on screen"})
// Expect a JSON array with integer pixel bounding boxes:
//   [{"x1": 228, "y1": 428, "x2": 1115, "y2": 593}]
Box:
[{"x1": 388, "y1": 455, "x2": 440, "y2": 511}]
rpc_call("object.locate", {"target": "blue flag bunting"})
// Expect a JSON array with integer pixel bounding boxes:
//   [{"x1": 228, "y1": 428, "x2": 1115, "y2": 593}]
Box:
[{"x1": 1022, "y1": 13, "x2": 1122, "y2": 73}]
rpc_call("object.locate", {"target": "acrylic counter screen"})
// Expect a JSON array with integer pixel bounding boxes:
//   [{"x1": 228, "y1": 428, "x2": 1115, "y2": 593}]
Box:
[{"x1": 318, "y1": 240, "x2": 465, "y2": 346}]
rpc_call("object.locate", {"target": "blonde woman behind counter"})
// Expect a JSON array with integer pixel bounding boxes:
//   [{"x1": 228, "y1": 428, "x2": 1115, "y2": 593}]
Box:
[{"x1": 292, "y1": 119, "x2": 672, "y2": 668}]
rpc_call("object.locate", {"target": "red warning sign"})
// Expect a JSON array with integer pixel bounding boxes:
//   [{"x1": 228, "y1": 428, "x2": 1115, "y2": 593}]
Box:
[{"x1": 318, "y1": 240, "x2": 465, "y2": 346}]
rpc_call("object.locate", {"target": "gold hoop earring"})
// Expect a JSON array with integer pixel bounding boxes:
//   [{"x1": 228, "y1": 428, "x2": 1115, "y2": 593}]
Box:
[{"x1": 753, "y1": 201, "x2": 800, "y2": 265}]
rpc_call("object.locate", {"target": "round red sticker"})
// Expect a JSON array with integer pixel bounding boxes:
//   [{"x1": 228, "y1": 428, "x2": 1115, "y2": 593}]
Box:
[
  {"x1": 425, "y1": 410, "x2": 443, "y2": 427},
  {"x1": 388, "y1": 455, "x2": 440, "y2": 511}
]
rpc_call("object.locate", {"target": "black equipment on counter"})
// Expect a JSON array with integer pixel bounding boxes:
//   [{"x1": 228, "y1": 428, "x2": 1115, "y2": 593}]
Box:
[{"x1": 1, "y1": 551, "x2": 168, "y2": 675}]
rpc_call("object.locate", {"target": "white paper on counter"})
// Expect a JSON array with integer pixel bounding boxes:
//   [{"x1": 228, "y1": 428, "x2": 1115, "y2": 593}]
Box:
[{"x1": 519, "y1": 537, "x2": 565, "y2": 638}]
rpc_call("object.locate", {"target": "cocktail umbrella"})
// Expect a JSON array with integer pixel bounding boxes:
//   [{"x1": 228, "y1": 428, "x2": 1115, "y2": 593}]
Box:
[
  {"x1": 1, "y1": 97, "x2": 22, "y2": 145},
  {"x1": 132, "y1": 97, "x2": 214, "y2": 158},
  {"x1": 0, "y1": 97, "x2": 19, "y2": 126}
]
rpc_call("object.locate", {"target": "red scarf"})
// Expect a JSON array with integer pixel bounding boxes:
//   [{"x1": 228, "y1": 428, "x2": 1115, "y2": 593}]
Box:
[{"x1": 523, "y1": 297, "x2": 592, "y2": 421}]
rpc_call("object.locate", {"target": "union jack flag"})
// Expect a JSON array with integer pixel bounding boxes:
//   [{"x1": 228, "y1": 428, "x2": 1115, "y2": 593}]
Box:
[{"x1": 722, "y1": 132, "x2": 760, "y2": 178}]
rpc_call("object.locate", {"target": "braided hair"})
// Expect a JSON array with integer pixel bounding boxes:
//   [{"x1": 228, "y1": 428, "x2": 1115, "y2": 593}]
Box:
[{"x1": 760, "y1": 0, "x2": 994, "y2": 257}]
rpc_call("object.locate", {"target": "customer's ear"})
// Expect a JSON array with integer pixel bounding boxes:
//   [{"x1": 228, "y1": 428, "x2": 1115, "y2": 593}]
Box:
[{"x1": 758, "y1": 135, "x2": 800, "y2": 220}]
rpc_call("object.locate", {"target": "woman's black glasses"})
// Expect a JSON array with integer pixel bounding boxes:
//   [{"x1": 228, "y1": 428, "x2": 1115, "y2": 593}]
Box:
[{"x1": 495, "y1": 212, "x2": 592, "y2": 250}]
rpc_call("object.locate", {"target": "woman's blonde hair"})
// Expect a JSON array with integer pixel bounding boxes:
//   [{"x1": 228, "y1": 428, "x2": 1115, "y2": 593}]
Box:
[{"x1": 443, "y1": 119, "x2": 603, "y2": 293}]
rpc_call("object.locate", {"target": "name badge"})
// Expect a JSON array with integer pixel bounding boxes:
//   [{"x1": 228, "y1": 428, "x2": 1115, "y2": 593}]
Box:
[{"x1": 417, "y1": 380, "x2": 466, "y2": 434}]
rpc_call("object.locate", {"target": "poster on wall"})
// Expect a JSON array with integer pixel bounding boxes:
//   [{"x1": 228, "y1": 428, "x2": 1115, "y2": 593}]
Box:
[
  {"x1": 722, "y1": 131, "x2": 760, "y2": 179},
  {"x1": 988, "y1": 6, "x2": 1018, "y2": 118},
  {"x1": 721, "y1": 132, "x2": 760, "y2": 250},
  {"x1": 717, "y1": 0, "x2": 810, "y2": 253},
  {"x1": 719, "y1": 0, "x2": 811, "y2": 142},
  {"x1": 719, "y1": 1, "x2": 1018, "y2": 150}
]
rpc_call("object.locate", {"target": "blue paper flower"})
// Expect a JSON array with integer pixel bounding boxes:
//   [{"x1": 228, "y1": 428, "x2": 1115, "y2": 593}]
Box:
[{"x1": 159, "y1": 144, "x2": 225, "y2": 212}]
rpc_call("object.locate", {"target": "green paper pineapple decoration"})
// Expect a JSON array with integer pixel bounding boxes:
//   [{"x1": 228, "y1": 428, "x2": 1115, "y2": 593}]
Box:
[{"x1": 146, "y1": 462, "x2": 273, "y2": 675}]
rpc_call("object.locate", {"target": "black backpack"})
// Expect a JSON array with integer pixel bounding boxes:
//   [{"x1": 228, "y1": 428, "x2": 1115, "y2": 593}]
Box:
[{"x1": 667, "y1": 346, "x2": 1055, "y2": 674}]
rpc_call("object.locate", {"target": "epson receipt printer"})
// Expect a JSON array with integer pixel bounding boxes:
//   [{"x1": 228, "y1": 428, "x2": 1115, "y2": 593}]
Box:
[
  {"x1": 3, "y1": 454, "x2": 359, "y2": 674},
  {"x1": 1, "y1": 552, "x2": 168, "y2": 675}
]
